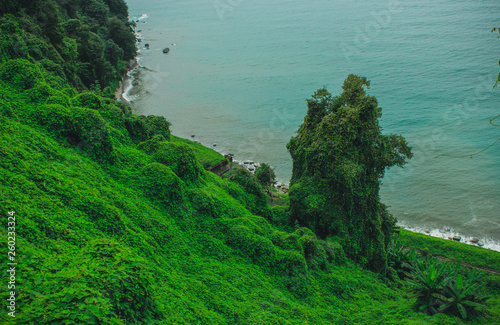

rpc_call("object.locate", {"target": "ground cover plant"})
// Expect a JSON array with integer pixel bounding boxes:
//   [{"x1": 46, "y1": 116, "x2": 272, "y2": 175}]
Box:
[{"x1": 0, "y1": 0, "x2": 499, "y2": 324}]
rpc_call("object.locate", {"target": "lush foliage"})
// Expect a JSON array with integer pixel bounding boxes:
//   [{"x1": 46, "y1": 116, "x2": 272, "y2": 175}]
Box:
[
  {"x1": 287, "y1": 75, "x2": 413, "y2": 272},
  {"x1": 397, "y1": 229, "x2": 500, "y2": 273},
  {"x1": 406, "y1": 257, "x2": 490, "y2": 319},
  {"x1": 255, "y1": 163, "x2": 277, "y2": 192},
  {"x1": 0, "y1": 2, "x2": 498, "y2": 323},
  {"x1": 2, "y1": 56, "x2": 491, "y2": 323},
  {"x1": 0, "y1": 0, "x2": 136, "y2": 91}
]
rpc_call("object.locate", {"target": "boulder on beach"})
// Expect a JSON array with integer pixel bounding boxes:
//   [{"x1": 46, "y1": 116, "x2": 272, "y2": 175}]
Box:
[
  {"x1": 470, "y1": 237, "x2": 479, "y2": 244},
  {"x1": 452, "y1": 235, "x2": 461, "y2": 242},
  {"x1": 163, "y1": 48, "x2": 170, "y2": 54}
]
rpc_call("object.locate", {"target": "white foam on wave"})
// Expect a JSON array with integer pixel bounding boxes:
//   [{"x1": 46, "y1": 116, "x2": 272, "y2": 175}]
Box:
[
  {"x1": 137, "y1": 14, "x2": 149, "y2": 20},
  {"x1": 397, "y1": 221, "x2": 500, "y2": 252},
  {"x1": 122, "y1": 60, "x2": 142, "y2": 103}
]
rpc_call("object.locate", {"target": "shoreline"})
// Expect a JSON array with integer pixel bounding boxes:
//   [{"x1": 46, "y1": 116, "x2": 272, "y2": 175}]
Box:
[
  {"x1": 114, "y1": 23, "x2": 500, "y2": 255},
  {"x1": 114, "y1": 63, "x2": 500, "y2": 252},
  {"x1": 396, "y1": 224, "x2": 500, "y2": 252},
  {"x1": 115, "y1": 58, "x2": 139, "y2": 105}
]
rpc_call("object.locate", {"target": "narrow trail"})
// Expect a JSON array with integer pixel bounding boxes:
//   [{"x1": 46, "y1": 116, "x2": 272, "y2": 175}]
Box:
[{"x1": 435, "y1": 255, "x2": 500, "y2": 276}]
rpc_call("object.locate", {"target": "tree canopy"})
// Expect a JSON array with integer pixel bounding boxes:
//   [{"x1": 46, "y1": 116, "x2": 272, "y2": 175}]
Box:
[
  {"x1": 0, "y1": 0, "x2": 136, "y2": 91},
  {"x1": 287, "y1": 74, "x2": 413, "y2": 272}
]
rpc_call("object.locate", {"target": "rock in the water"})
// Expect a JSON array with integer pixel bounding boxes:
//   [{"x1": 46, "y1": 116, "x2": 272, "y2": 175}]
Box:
[
  {"x1": 163, "y1": 48, "x2": 170, "y2": 54},
  {"x1": 191, "y1": 135, "x2": 195, "y2": 138},
  {"x1": 470, "y1": 237, "x2": 479, "y2": 244},
  {"x1": 452, "y1": 236, "x2": 461, "y2": 242},
  {"x1": 145, "y1": 43, "x2": 150, "y2": 49}
]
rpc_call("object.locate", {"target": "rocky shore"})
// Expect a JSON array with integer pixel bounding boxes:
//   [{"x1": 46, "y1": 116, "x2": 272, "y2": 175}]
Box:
[{"x1": 115, "y1": 58, "x2": 139, "y2": 104}]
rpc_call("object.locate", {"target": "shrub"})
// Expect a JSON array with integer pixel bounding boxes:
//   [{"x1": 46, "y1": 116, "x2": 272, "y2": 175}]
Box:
[
  {"x1": 137, "y1": 134, "x2": 168, "y2": 155},
  {"x1": 31, "y1": 104, "x2": 73, "y2": 134},
  {"x1": 406, "y1": 256, "x2": 490, "y2": 319},
  {"x1": 189, "y1": 188, "x2": 222, "y2": 218},
  {"x1": 22, "y1": 82, "x2": 52, "y2": 103},
  {"x1": 295, "y1": 227, "x2": 328, "y2": 270},
  {"x1": 0, "y1": 59, "x2": 42, "y2": 90},
  {"x1": 153, "y1": 142, "x2": 202, "y2": 181},
  {"x1": 223, "y1": 166, "x2": 271, "y2": 219},
  {"x1": 142, "y1": 115, "x2": 171, "y2": 141},
  {"x1": 387, "y1": 237, "x2": 417, "y2": 279},
  {"x1": 72, "y1": 92, "x2": 103, "y2": 110},
  {"x1": 226, "y1": 223, "x2": 276, "y2": 268},
  {"x1": 139, "y1": 163, "x2": 183, "y2": 206},
  {"x1": 273, "y1": 249, "x2": 309, "y2": 298},
  {"x1": 255, "y1": 163, "x2": 276, "y2": 190},
  {"x1": 70, "y1": 107, "x2": 115, "y2": 163},
  {"x1": 125, "y1": 115, "x2": 172, "y2": 143}
]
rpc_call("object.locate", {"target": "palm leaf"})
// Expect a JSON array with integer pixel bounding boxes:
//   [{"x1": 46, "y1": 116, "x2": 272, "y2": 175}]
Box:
[{"x1": 457, "y1": 303, "x2": 467, "y2": 319}]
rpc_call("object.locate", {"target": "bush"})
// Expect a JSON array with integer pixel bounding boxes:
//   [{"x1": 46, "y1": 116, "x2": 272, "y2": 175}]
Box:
[
  {"x1": 0, "y1": 59, "x2": 42, "y2": 90},
  {"x1": 72, "y1": 92, "x2": 103, "y2": 110},
  {"x1": 70, "y1": 107, "x2": 115, "y2": 163},
  {"x1": 31, "y1": 104, "x2": 73, "y2": 134},
  {"x1": 125, "y1": 115, "x2": 172, "y2": 143},
  {"x1": 406, "y1": 256, "x2": 490, "y2": 319},
  {"x1": 273, "y1": 249, "x2": 309, "y2": 298},
  {"x1": 223, "y1": 166, "x2": 271, "y2": 219},
  {"x1": 226, "y1": 223, "x2": 276, "y2": 268},
  {"x1": 153, "y1": 142, "x2": 202, "y2": 181},
  {"x1": 137, "y1": 135, "x2": 168, "y2": 154},
  {"x1": 255, "y1": 163, "x2": 276, "y2": 189},
  {"x1": 142, "y1": 115, "x2": 171, "y2": 141},
  {"x1": 139, "y1": 163, "x2": 183, "y2": 206}
]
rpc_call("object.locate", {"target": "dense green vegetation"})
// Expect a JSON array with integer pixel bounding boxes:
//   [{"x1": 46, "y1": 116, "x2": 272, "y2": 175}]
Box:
[
  {"x1": 0, "y1": 0, "x2": 499, "y2": 324},
  {"x1": 398, "y1": 230, "x2": 500, "y2": 273},
  {"x1": 387, "y1": 237, "x2": 496, "y2": 320},
  {"x1": 0, "y1": 0, "x2": 136, "y2": 92},
  {"x1": 287, "y1": 75, "x2": 412, "y2": 273}
]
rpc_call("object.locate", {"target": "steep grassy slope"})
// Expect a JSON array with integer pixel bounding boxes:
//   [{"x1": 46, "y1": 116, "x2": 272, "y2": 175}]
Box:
[
  {"x1": 1, "y1": 58, "x2": 491, "y2": 324},
  {"x1": 1, "y1": 1, "x2": 499, "y2": 323}
]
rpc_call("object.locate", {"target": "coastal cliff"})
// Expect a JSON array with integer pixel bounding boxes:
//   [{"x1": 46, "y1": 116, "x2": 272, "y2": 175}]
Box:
[{"x1": 0, "y1": 1, "x2": 499, "y2": 324}]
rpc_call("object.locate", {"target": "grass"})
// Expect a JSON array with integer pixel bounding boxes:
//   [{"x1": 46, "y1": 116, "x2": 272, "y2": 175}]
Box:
[
  {"x1": 171, "y1": 135, "x2": 225, "y2": 168},
  {"x1": 0, "y1": 58, "x2": 499, "y2": 324},
  {"x1": 397, "y1": 229, "x2": 500, "y2": 273}
]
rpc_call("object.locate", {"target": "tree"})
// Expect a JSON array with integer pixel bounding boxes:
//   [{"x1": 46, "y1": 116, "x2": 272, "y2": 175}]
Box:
[
  {"x1": 287, "y1": 74, "x2": 412, "y2": 272},
  {"x1": 107, "y1": 16, "x2": 136, "y2": 61},
  {"x1": 255, "y1": 163, "x2": 276, "y2": 193}
]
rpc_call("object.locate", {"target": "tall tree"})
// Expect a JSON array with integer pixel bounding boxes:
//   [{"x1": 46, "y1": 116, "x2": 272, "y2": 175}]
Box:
[{"x1": 287, "y1": 74, "x2": 412, "y2": 272}]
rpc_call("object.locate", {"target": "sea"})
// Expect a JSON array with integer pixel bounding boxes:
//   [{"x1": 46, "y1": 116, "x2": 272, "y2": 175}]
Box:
[{"x1": 124, "y1": 0, "x2": 500, "y2": 251}]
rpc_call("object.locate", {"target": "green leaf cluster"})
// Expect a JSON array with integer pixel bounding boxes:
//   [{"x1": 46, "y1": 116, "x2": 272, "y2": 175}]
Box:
[
  {"x1": 406, "y1": 256, "x2": 491, "y2": 319},
  {"x1": 287, "y1": 75, "x2": 413, "y2": 272},
  {"x1": 0, "y1": 0, "x2": 136, "y2": 90},
  {"x1": 1, "y1": 3, "x2": 499, "y2": 322}
]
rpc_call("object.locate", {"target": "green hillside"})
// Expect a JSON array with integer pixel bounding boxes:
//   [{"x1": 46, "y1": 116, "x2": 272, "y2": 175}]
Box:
[{"x1": 0, "y1": 1, "x2": 499, "y2": 324}]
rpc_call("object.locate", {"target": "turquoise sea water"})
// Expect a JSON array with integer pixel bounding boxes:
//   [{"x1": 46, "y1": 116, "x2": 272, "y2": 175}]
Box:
[{"x1": 125, "y1": 0, "x2": 500, "y2": 249}]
